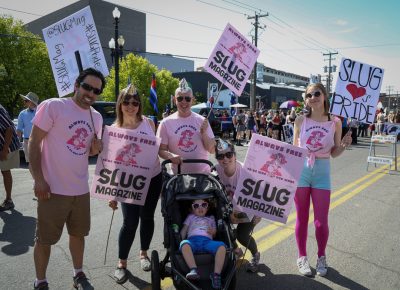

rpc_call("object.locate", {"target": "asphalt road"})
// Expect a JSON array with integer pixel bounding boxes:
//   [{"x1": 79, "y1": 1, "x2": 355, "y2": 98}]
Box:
[{"x1": 0, "y1": 136, "x2": 399, "y2": 290}]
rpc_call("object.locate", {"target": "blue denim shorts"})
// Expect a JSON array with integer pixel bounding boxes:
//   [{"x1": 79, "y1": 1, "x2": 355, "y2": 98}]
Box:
[
  {"x1": 297, "y1": 159, "x2": 331, "y2": 190},
  {"x1": 180, "y1": 235, "x2": 225, "y2": 255}
]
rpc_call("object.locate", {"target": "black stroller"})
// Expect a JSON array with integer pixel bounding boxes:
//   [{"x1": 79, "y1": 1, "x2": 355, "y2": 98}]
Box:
[{"x1": 151, "y1": 159, "x2": 237, "y2": 290}]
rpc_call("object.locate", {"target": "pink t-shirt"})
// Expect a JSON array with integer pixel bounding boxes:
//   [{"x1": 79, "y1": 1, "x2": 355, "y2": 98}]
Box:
[
  {"x1": 156, "y1": 112, "x2": 214, "y2": 174},
  {"x1": 112, "y1": 117, "x2": 161, "y2": 177},
  {"x1": 298, "y1": 116, "x2": 339, "y2": 167},
  {"x1": 215, "y1": 160, "x2": 242, "y2": 200},
  {"x1": 33, "y1": 98, "x2": 102, "y2": 196},
  {"x1": 184, "y1": 213, "x2": 216, "y2": 239}
]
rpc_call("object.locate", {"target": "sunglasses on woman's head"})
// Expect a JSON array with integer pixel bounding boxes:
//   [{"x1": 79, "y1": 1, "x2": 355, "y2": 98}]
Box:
[
  {"x1": 122, "y1": 100, "x2": 140, "y2": 107},
  {"x1": 192, "y1": 202, "x2": 208, "y2": 209},
  {"x1": 176, "y1": 96, "x2": 192, "y2": 102},
  {"x1": 80, "y1": 82, "x2": 102, "y2": 95},
  {"x1": 216, "y1": 152, "x2": 234, "y2": 160},
  {"x1": 305, "y1": 91, "x2": 321, "y2": 99}
]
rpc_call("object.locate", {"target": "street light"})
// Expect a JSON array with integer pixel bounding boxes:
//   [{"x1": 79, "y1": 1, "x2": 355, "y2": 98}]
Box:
[{"x1": 109, "y1": 7, "x2": 125, "y2": 101}]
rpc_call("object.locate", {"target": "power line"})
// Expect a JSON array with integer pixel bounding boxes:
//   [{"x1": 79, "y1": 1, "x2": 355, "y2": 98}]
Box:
[
  {"x1": 195, "y1": 0, "x2": 245, "y2": 15},
  {"x1": 0, "y1": 6, "x2": 42, "y2": 17}
]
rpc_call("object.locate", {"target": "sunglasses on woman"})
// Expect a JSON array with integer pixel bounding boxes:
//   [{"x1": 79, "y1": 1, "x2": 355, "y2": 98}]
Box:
[
  {"x1": 176, "y1": 96, "x2": 192, "y2": 102},
  {"x1": 80, "y1": 82, "x2": 102, "y2": 95},
  {"x1": 216, "y1": 152, "x2": 234, "y2": 160},
  {"x1": 192, "y1": 202, "x2": 208, "y2": 209},
  {"x1": 122, "y1": 100, "x2": 140, "y2": 107},
  {"x1": 305, "y1": 91, "x2": 321, "y2": 99}
]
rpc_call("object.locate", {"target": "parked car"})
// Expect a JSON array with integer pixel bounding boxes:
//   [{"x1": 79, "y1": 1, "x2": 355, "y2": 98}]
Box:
[{"x1": 91, "y1": 101, "x2": 116, "y2": 127}]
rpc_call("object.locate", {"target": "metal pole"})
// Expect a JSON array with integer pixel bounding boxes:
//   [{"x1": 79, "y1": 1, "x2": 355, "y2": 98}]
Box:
[{"x1": 115, "y1": 18, "x2": 119, "y2": 102}]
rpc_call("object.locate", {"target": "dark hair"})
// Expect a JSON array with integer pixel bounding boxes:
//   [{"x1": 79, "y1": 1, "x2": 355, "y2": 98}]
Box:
[
  {"x1": 75, "y1": 68, "x2": 106, "y2": 92},
  {"x1": 115, "y1": 86, "x2": 143, "y2": 126}
]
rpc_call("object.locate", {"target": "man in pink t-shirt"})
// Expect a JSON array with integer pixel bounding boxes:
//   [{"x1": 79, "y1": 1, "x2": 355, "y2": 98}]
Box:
[
  {"x1": 29, "y1": 68, "x2": 104, "y2": 290},
  {"x1": 157, "y1": 78, "x2": 215, "y2": 173}
]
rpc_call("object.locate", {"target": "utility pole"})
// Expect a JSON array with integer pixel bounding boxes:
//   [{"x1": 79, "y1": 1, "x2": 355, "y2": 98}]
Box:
[
  {"x1": 248, "y1": 12, "x2": 268, "y2": 111},
  {"x1": 323, "y1": 52, "x2": 338, "y2": 96},
  {"x1": 386, "y1": 85, "x2": 394, "y2": 111}
]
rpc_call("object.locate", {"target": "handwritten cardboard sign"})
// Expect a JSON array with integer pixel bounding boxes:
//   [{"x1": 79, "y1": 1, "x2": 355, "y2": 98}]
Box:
[
  {"x1": 204, "y1": 23, "x2": 260, "y2": 96},
  {"x1": 43, "y1": 6, "x2": 109, "y2": 97},
  {"x1": 330, "y1": 58, "x2": 384, "y2": 124},
  {"x1": 232, "y1": 135, "x2": 307, "y2": 223},
  {"x1": 90, "y1": 126, "x2": 160, "y2": 205}
]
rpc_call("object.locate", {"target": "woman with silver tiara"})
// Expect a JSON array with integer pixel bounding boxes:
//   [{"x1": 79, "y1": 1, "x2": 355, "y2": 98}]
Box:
[
  {"x1": 108, "y1": 84, "x2": 162, "y2": 284},
  {"x1": 156, "y1": 78, "x2": 216, "y2": 173}
]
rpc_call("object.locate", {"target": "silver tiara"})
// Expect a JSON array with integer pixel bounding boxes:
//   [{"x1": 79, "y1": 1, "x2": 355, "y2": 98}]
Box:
[
  {"x1": 217, "y1": 139, "x2": 230, "y2": 152},
  {"x1": 179, "y1": 78, "x2": 190, "y2": 92},
  {"x1": 125, "y1": 84, "x2": 137, "y2": 95}
]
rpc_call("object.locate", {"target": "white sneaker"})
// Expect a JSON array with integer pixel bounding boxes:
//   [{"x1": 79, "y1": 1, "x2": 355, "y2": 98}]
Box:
[
  {"x1": 316, "y1": 256, "x2": 328, "y2": 276},
  {"x1": 297, "y1": 256, "x2": 312, "y2": 276}
]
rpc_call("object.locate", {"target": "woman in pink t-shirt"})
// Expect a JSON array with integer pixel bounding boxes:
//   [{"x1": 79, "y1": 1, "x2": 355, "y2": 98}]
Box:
[
  {"x1": 108, "y1": 84, "x2": 162, "y2": 284},
  {"x1": 293, "y1": 83, "x2": 352, "y2": 277}
]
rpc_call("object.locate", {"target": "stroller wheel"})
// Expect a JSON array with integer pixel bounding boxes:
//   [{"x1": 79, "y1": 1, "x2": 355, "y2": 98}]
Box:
[{"x1": 151, "y1": 250, "x2": 161, "y2": 290}]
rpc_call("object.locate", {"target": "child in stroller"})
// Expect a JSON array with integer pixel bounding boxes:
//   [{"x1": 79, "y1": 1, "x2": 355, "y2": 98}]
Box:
[{"x1": 180, "y1": 198, "x2": 226, "y2": 289}]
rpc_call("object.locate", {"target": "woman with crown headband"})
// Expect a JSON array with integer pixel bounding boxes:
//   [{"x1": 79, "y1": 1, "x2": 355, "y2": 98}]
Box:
[
  {"x1": 156, "y1": 78, "x2": 216, "y2": 174},
  {"x1": 108, "y1": 84, "x2": 162, "y2": 284}
]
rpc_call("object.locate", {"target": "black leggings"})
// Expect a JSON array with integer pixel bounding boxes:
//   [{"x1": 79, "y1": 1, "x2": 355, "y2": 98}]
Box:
[
  {"x1": 236, "y1": 222, "x2": 258, "y2": 255},
  {"x1": 118, "y1": 172, "x2": 162, "y2": 260}
]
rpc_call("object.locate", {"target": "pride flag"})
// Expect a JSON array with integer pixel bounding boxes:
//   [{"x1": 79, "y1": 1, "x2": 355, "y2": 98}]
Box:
[{"x1": 150, "y1": 74, "x2": 159, "y2": 114}]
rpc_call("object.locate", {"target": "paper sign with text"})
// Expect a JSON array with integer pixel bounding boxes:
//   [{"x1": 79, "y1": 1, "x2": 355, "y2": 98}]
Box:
[
  {"x1": 330, "y1": 58, "x2": 384, "y2": 124},
  {"x1": 43, "y1": 6, "x2": 109, "y2": 97},
  {"x1": 90, "y1": 126, "x2": 160, "y2": 205},
  {"x1": 204, "y1": 23, "x2": 260, "y2": 96},
  {"x1": 232, "y1": 135, "x2": 307, "y2": 223}
]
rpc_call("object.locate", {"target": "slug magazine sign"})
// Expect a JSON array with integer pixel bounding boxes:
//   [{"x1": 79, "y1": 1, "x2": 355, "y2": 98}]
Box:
[
  {"x1": 232, "y1": 135, "x2": 307, "y2": 223},
  {"x1": 330, "y1": 58, "x2": 384, "y2": 124},
  {"x1": 204, "y1": 23, "x2": 260, "y2": 96},
  {"x1": 43, "y1": 6, "x2": 109, "y2": 97},
  {"x1": 90, "y1": 126, "x2": 160, "y2": 205}
]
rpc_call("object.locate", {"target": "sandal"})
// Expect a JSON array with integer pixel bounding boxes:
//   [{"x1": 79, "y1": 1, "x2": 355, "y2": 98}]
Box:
[
  {"x1": 114, "y1": 267, "x2": 128, "y2": 284},
  {"x1": 140, "y1": 257, "x2": 151, "y2": 272}
]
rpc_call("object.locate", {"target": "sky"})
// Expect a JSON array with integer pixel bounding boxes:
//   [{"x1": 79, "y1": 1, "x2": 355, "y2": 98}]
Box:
[{"x1": 1, "y1": 0, "x2": 400, "y2": 95}]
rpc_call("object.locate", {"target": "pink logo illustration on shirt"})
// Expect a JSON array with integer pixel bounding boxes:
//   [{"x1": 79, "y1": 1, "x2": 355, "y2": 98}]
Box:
[
  {"x1": 115, "y1": 143, "x2": 142, "y2": 166},
  {"x1": 228, "y1": 42, "x2": 246, "y2": 61},
  {"x1": 260, "y1": 153, "x2": 287, "y2": 177},
  {"x1": 178, "y1": 129, "x2": 195, "y2": 149},
  {"x1": 66, "y1": 128, "x2": 89, "y2": 150},
  {"x1": 306, "y1": 131, "x2": 325, "y2": 149}
]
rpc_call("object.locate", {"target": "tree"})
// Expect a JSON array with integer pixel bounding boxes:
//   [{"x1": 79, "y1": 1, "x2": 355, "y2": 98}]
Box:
[
  {"x1": 102, "y1": 53, "x2": 179, "y2": 117},
  {"x1": 0, "y1": 16, "x2": 56, "y2": 117}
]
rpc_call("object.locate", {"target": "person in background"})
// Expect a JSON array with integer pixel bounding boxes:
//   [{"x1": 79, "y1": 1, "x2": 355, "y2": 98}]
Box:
[
  {"x1": 0, "y1": 104, "x2": 20, "y2": 212},
  {"x1": 376, "y1": 109, "x2": 386, "y2": 135},
  {"x1": 17, "y1": 92, "x2": 39, "y2": 164},
  {"x1": 157, "y1": 78, "x2": 215, "y2": 174},
  {"x1": 293, "y1": 83, "x2": 352, "y2": 277},
  {"x1": 245, "y1": 110, "x2": 257, "y2": 143},
  {"x1": 234, "y1": 109, "x2": 246, "y2": 146},
  {"x1": 348, "y1": 118, "x2": 359, "y2": 145},
  {"x1": 108, "y1": 84, "x2": 162, "y2": 284},
  {"x1": 387, "y1": 111, "x2": 395, "y2": 123},
  {"x1": 29, "y1": 68, "x2": 104, "y2": 290}
]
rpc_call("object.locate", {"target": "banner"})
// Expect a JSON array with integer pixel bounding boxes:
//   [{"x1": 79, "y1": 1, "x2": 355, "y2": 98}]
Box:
[
  {"x1": 90, "y1": 126, "x2": 160, "y2": 205},
  {"x1": 43, "y1": 6, "x2": 109, "y2": 97},
  {"x1": 384, "y1": 123, "x2": 400, "y2": 137},
  {"x1": 204, "y1": 23, "x2": 260, "y2": 96},
  {"x1": 330, "y1": 57, "x2": 384, "y2": 124},
  {"x1": 232, "y1": 135, "x2": 307, "y2": 224}
]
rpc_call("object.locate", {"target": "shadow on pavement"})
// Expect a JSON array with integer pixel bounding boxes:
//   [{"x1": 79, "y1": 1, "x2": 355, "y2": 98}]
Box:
[
  {"x1": 0, "y1": 208, "x2": 36, "y2": 256},
  {"x1": 323, "y1": 267, "x2": 369, "y2": 290},
  {"x1": 126, "y1": 269, "x2": 150, "y2": 289}
]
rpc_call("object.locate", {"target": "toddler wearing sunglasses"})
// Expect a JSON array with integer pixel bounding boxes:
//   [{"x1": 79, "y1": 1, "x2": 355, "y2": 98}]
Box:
[{"x1": 179, "y1": 199, "x2": 226, "y2": 288}]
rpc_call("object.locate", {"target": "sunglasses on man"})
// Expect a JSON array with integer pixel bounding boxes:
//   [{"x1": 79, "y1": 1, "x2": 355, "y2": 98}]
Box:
[
  {"x1": 80, "y1": 82, "x2": 102, "y2": 95},
  {"x1": 122, "y1": 100, "x2": 140, "y2": 107},
  {"x1": 192, "y1": 202, "x2": 208, "y2": 209},
  {"x1": 176, "y1": 96, "x2": 192, "y2": 102},
  {"x1": 216, "y1": 152, "x2": 234, "y2": 160},
  {"x1": 305, "y1": 91, "x2": 321, "y2": 99}
]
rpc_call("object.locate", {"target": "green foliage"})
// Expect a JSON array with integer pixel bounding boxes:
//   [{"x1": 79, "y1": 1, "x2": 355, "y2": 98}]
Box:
[
  {"x1": 102, "y1": 53, "x2": 179, "y2": 117},
  {"x1": 0, "y1": 16, "x2": 56, "y2": 117}
]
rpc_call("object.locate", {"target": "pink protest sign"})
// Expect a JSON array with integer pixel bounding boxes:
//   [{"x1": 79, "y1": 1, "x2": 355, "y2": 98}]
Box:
[
  {"x1": 204, "y1": 23, "x2": 260, "y2": 96},
  {"x1": 232, "y1": 135, "x2": 307, "y2": 224},
  {"x1": 330, "y1": 57, "x2": 384, "y2": 124},
  {"x1": 90, "y1": 126, "x2": 160, "y2": 205}
]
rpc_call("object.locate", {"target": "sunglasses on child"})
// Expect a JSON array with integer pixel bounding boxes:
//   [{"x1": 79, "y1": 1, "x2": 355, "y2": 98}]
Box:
[
  {"x1": 305, "y1": 91, "x2": 321, "y2": 99},
  {"x1": 192, "y1": 202, "x2": 208, "y2": 209},
  {"x1": 176, "y1": 96, "x2": 192, "y2": 102},
  {"x1": 122, "y1": 100, "x2": 140, "y2": 107},
  {"x1": 80, "y1": 82, "x2": 102, "y2": 95},
  {"x1": 216, "y1": 152, "x2": 234, "y2": 160}
]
